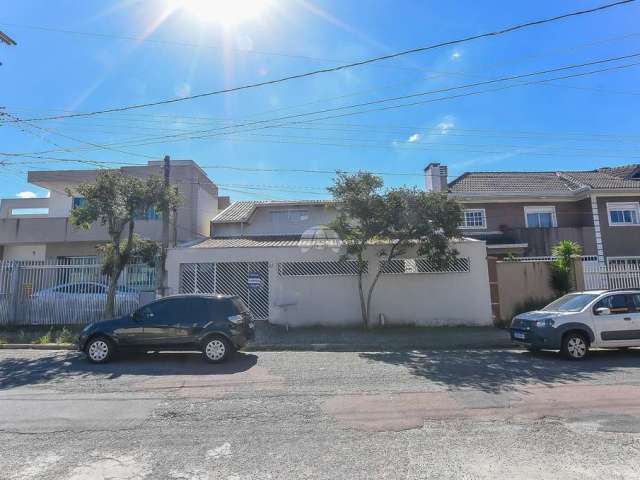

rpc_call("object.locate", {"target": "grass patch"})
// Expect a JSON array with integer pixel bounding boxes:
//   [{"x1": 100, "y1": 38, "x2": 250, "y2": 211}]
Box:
[{"x1": 0, "y1": 325, "x2": 82, "y2": 344}]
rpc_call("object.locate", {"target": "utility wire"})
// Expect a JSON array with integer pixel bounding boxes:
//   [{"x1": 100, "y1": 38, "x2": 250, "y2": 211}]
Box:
[
  {"x1": 6, "y1": 0, "x2": 635, "y2": 123},
  {"x1": 30, "y1": 55, "x2": 638, "y2": 153}
]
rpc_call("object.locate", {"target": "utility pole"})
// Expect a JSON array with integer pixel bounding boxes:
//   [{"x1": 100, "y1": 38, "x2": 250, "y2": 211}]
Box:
[{"x1": 157, "y1": 155, "x2": 170, "y2": 297}]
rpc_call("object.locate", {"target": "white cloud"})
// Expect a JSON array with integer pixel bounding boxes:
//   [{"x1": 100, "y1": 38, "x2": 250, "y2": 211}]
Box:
[
  {"x1": 451, "y1": 51, "x2": 461, "y2": 60},
  {"x1": 407, "y1": 133, "x2": 422, "y2": 143},
  {"x1": 436, "y1": 121, "x2": 455, "y2": 134},
  {"x1": 16, "y1": 191, "x2": 37, "y2": 199},
  {"x1": 174, "y1": 82, "x2": 191, "y2": 99}
]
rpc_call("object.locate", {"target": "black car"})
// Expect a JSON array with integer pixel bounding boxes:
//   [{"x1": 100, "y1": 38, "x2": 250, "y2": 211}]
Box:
[{"x1": 78, "y1": 294, "x2": 255, "y2": 364}]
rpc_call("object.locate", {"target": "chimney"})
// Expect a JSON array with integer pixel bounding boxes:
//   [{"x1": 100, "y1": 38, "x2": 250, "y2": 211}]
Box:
[{"x1": 424, "y1": 163, "x2": 448, "y2": 192}]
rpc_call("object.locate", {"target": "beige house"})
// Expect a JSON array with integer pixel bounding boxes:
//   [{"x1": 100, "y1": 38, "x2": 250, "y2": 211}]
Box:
[
  {"x1": 0, "y1": 160, "x2": 229, "y2": 262},
  {"x1": 167, "y1": 199, "x2": 493, "y2": 326},
  {"x1": 425, "y1": 163, "x2": 640, "y2": 265}
]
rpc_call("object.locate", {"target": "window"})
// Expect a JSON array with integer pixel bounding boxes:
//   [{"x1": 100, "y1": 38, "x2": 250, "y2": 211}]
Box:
[
  {"x1": 136, "y1": 207, "x2": 160, "y2": 221},
  {"x1": 593, "y1": 294, "x2": 635, "y2": 314},
  {"x1": 542, "y1": 293, "x2": 598, "y2": 312},
  {"x1": 271, "y1": 209, "x2": 310, "y2": 223},
  {"x1": 380, "y1": 257, "x2": 471, "y2": 274},
  {"x1": 278, "y1": 260, "x2": 362, "y2": 276},
  {"x1": 607, "y1": 202, "x2": 640, "y2": 226},
  {"x1": 11, "y1": 208, "x2": 49, "y2": 216},
  {"x1": 461, "y1": 209, "x2": 486, "y2": 229},
  {"x1": 72, "y1": 197, "x2": 87, "y2": 209},
  {"x1": 524, "y1": 206, "x2": 557, "y2": 228}
]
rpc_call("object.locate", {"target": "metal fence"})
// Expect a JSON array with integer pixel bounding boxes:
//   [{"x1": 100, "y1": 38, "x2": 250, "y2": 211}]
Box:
[
  {"x1": 179, "y1": 262, "x2": 269, "y2": 320},
  {"x1": 583, "y1": 262, "x2": 640, "y2": 290},
  {"x1": 0, "y1": 259, "x2": 156, "y2": 325}
]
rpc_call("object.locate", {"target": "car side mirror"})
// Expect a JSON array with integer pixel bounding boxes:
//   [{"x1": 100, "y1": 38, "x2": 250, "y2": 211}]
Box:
[{"x1": 596, "y1": 307, "x2": 611, "y2": 316}]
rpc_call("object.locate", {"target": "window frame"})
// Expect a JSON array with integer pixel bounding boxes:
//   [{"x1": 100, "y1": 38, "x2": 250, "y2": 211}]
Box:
[
  {"x1": 270, "y1": 208, "x2": 310, "y2": 224},
  {"x1": 524, "y1": 206, "x2": 557, "y2": 228},
  {"x1": 592, "y1": 294, "x2": 636, "y2": 315},
  {"x1": 460, "y1": 208, "x2": 487, "y2": 230},
  {"x1": 606, "y1": 202, "x2": 640, "y2": 227}
]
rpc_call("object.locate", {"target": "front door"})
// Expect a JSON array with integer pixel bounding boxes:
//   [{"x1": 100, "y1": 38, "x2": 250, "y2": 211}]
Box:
[{"x1": 592, "y1": 294, "x2": 640, "y2": 346}]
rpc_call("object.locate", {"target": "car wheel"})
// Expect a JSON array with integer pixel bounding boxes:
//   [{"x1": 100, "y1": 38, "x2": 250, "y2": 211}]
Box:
[
  {"x1": 561, "y1": 332, "x2": 589, "y2": 360},
  {"x1": 202, "y1": 336, "x2": 232, "y2": 363},
  {"x1": 85, "y1": 336, "x2": 114, "y2": 364}
]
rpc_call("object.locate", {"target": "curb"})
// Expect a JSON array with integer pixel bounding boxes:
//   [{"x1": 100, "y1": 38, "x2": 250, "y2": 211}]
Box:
[
  {"x1": 0, "y1": 342, "x2": 519, "y2": 352},
  {"x1": 0, "y1": 343, "x2": 75, "y2": 350},
  {"x1": 244, "y1": 342, "x2": 519, "y2": 352}
]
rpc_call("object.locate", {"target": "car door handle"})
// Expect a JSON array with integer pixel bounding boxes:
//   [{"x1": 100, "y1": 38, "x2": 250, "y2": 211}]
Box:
[{"x1": 624, "y1": 317, "x2": 632, "y2": 321}]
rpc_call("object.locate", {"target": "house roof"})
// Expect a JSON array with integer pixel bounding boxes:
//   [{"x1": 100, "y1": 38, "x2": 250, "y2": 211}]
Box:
[
  {"x1": 191, "y1": 235, "x2": 306, "y2": 248},
  {"x1": 211, "y1": 199, "x2": 335, "y2": 224},
  {"x1": 449, "y1": 164, "x2": 640, "y2": 195},
  {"x1": 189, "y1": 234, "x2": 477, "y2": 249}
]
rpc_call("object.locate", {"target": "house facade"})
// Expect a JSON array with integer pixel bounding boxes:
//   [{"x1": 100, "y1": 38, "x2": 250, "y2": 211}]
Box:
[
  {"x1": 167, "y1": 199, "x2": 493, "y2": 327},
  {"x1": 0, "y1": 160, "x2": 229, "y2": 262},
  {"x1": 424, "y1": 163, "x2": 640, "y2": 265}
]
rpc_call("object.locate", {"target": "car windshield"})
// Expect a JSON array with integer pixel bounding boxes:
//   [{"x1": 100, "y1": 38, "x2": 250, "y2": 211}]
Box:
[{"x1": 542, "y1": 293, "x2": 599, "y2": 312}]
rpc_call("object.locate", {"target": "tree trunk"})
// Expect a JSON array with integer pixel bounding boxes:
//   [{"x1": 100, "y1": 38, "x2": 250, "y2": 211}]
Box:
[
  {"x1": 365, "y1": 268, "x2": 384, "y2": 329},
  {"x1": 357, "y1": 270, "x2": 368, "y2": 328},
  {"x1": 105, "y1": 220, "x2": 135, "y2": 318},
  {"x1": 105, "y1": 269, "x2": 122, "y2": 318}
]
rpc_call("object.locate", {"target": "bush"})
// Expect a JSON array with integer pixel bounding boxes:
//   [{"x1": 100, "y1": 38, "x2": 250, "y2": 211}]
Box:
[
  {"x1": 34, "y1": 331, "x2": 52, "y2": 344},
  {"x1": 512, "y1": 296, "x2": 552, "y2": 318},
  {"x1": 0, "y1": 336, "x2": 7, "y2": 344},
  {"x1": 55, "y1": 327, "x2": 75, "y2": 344}
]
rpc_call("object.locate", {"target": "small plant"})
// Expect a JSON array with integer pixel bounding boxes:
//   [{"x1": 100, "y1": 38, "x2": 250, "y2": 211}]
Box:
[
  {"x1": 16, "y1": 329, "x2": 28, "y2": 343},
  {"x1": 549, "y1": 240, "x2": 583, "y2": 295},
  {"x1": 512, "y1": 297, "x2": 552, "y2": 317},
  {"x1": 0, "y1": 336, "x2": 7, "y2": 344},
  {"x1": 55, "y1": 327, "x2": 75, "y2": 344},
  {"x1": 34, "y1": 331, "x2": 52, "y2": 344}
]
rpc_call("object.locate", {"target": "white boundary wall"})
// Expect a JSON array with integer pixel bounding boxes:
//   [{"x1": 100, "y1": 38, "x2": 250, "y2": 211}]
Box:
[{"x1": 167, "y1": 238, "x2": 493, "y2": 327}]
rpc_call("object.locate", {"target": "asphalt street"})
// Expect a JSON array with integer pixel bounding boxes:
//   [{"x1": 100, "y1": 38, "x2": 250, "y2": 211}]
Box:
[{"x1": 1, "y1": 347, "x2": 640, "y2": 479}]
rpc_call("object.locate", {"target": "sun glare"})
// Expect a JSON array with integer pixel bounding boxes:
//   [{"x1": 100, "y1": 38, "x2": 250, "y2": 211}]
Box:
[{"x1": 176, "y1": 0, "x2": 270, "y2": 27}]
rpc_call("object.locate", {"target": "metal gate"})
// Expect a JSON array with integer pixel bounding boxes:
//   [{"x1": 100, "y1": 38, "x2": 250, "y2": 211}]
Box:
[
  {"x1": 179, "y1": 262, "x2": 269, "y2": 320},
  {"x1": 0, "y1": 259, "x2": 156, "y2": 325}
]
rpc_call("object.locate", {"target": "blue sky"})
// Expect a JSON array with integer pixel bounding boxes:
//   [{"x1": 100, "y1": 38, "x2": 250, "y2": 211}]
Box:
[{"x1": 1, "y1": 0, "x2": 640, "y2": 201}]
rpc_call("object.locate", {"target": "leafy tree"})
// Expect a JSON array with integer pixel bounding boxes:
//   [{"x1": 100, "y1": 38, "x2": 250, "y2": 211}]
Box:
[
  {"x1": 328, "y1": 171, "x2": 462, "y2": 328},
  {"x1": 550, "y1": 240, "x2": 583, "y2": 295},
  {"x1": 67, "y1": 171, "x2": 181, "y2": 317}
]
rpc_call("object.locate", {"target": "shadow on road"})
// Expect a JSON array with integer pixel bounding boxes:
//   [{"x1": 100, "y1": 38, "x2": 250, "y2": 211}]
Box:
[
  {"x1": 360, "y1": 348, "x2": 640, "y2": 393},
  {"x1": 0, "y1": 351, "x2": 258, "y2": 390}
]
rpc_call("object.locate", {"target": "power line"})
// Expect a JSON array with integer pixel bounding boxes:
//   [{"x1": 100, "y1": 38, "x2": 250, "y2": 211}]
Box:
[
  {"x1": 35, "y1": 55, "x2": 639, "y2": 153},
  {"x1": 6, "y1": 0, "x2": 635, "y2": 123}
]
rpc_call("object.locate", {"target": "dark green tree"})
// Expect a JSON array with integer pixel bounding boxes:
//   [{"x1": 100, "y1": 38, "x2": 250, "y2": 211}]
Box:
[
  {"x1": 67, "y1": 171, "x2": 181, "y2": 317},
  {"x1": 550, "y1": 240, "x2": 583, "y2": 296},
  {"x1": 328, "y1": 172, "x2": 463, "y2": 327}
]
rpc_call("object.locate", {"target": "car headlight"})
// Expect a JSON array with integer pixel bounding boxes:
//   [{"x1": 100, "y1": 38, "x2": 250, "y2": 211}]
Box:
[{"x1": 535, "y1": 319, "x2": 555, "y2": 328}]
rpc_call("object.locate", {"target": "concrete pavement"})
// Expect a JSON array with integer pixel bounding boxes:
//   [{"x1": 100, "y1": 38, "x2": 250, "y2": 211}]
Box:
[{"x1": 1, "y1": 348, "x2": 640, "y2": 478}]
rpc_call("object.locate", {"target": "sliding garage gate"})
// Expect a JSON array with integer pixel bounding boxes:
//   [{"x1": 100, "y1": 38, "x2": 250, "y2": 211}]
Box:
[{"x1": 179, "y1": 262, "x2": 270, "y2": 320}]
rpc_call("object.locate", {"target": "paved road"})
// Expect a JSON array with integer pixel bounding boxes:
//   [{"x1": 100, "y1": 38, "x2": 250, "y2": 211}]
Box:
[{"x1": 1, "y1": 348, "x2": 640, "y2": 479}]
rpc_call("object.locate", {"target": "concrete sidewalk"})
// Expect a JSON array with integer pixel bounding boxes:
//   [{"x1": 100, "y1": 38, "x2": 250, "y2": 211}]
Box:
[
  {"x1": 0, "y1": 323, "x2": 515, "y2": 352},
  {"x1": 249, "y1": 322, "x2": 514, "y2": 351}
]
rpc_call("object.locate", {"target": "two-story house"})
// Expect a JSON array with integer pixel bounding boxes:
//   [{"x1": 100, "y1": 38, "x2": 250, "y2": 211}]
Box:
[
  {"x1": 0, "y1": 160, "x2": 229, "y2": 262},
  {"x1": 424, "y1": 162, "x2": 640, "y2": 265}
]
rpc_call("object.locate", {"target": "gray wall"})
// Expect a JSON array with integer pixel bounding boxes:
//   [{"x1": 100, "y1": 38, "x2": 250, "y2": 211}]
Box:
[{"x1": 167, "y1": 239, "x2": 493, "y2": 327}]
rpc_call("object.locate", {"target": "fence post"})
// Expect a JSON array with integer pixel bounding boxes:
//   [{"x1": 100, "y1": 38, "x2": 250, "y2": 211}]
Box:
[
  {"x1": 9, "y1": 262, "x2": 21, "y2": 324},
  {"x1": 572, "y1": 255, "x2": 585, "y2": 291}
]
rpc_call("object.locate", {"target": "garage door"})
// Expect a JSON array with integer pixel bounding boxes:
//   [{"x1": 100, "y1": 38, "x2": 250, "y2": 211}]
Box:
[{"x1": 179, "y1": 262, "x2": 269, "y2": 320}]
